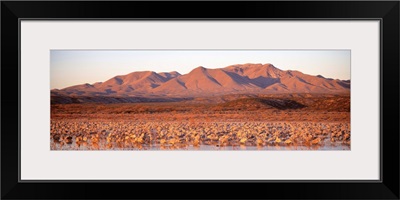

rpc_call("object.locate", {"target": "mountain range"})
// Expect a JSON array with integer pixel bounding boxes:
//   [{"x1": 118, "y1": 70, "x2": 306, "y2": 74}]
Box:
[{"x1": 51, "y1": 63, "x2": 350, "y2": 99}]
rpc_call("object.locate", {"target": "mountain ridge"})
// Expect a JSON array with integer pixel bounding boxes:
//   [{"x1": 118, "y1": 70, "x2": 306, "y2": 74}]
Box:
[{"x1": 51, "y1": 63, "x2": 350, "y2": 98}]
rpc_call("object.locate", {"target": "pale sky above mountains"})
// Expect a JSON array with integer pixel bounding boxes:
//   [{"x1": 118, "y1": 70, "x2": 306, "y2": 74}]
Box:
[{"x1": 51, "y1": 50, "x2": 350, "y2": 89}]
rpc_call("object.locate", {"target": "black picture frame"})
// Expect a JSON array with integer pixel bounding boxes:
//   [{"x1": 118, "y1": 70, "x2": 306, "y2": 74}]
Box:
[{"x1": 1, "y1": 1, "x2": 399, "y2": 199}]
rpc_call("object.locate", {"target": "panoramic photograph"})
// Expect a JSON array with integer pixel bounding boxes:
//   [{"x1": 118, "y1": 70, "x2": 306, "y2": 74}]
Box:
[{"x1": 50, "y1": 50, "x2": 350, "y2": 150}]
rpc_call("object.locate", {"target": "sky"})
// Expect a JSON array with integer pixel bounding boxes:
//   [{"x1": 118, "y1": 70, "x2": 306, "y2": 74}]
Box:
[{"x1": 50, "y1": 50, "x2": 350, "y2": 89}]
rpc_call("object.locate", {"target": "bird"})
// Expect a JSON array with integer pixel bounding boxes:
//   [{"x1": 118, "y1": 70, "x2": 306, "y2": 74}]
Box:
[
  {"x1": 240, "y1": 137, "x2": 247, "y2": 145},
  {"x1": 256, "y1": 137, "x2": 264, "y2": 146},
  {"x1": 64, "y1": 136, "x2": 73, "y2": 144},
  {"x1": 311, "y1": 138, "x2": 321, "y2": 145},
  {"x1": 284, "y1": 139, "x2": 292, "y2": 145},
  {"x1": 53, "y1": 134, "x2": 61, "y2": 143},
  {"x1": 219, "y1": 135, "x2": 229, "y2": 146}
]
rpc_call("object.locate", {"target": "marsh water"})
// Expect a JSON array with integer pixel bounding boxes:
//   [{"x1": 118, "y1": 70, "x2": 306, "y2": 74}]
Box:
[{"x1": 50, "y1": 138, "x2": 350, "y2": 151}]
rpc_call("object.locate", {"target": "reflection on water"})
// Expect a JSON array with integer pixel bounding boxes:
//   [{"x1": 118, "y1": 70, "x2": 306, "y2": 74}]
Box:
[{"x1": 50, "y1": 138, "x2": 350, "y2": 151}]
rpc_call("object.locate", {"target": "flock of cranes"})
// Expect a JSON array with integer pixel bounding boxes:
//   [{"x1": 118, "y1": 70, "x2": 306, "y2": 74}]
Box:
[{"x1": 51, "y1": 120, "x2": 350, "y2": 150}]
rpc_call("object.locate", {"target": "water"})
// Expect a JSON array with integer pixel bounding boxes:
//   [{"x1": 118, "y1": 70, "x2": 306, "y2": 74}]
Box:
[{"x1": 50, "y1": 139, "x2": 350, "y2": 151}]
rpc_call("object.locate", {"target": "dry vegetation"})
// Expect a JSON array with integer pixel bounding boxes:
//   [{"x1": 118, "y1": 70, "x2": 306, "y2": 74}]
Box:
[{"x1": 51, "y1": 95, "x2": 350, "y2": 150}]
